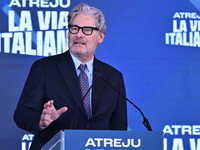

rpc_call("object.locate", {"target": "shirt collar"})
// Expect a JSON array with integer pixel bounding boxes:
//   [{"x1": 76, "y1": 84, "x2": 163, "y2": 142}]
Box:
[{"x1": 70, "y1": 51, "x2": 94, "y2": 74}]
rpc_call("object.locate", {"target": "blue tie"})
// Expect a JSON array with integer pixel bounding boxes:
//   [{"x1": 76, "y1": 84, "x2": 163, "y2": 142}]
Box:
[{"x1": 79, "y1": 64, "x2": 91, "y2": 119}]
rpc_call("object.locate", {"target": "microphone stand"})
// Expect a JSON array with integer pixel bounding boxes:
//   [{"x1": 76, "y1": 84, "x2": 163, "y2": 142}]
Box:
[
  {"x1": 96, "y1": 69, "x2": 152, "y2": 131},
  {"x1": 71, "y1": 75, "x2": 95, "y2": 129}
]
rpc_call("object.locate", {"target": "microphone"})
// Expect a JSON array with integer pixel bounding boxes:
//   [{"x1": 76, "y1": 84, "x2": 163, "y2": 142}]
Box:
[
  {"x1": 71, "y1": 85, "x2": 93, "y2": 129},
  {"x1": 94, "y1": 67, "x2": 153, "y2": 131},
  {"x1": 71, "y1": 71, "x2": 98, "y2": 129}
]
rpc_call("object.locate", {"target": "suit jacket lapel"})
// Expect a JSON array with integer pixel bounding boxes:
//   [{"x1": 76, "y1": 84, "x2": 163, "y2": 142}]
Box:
[
  {"x1": 92, "y1": 58, "x2": 106, "y2": 115},
  {"x1": 56, "y1": 52, "x2": 107, "y2": 119},
  {"x1": 56, "y1": 51, "x2": 87, "y2": 118}
]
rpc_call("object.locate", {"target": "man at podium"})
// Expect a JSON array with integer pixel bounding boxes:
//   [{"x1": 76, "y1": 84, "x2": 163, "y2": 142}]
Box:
[{"x1": 14, "y1": 3, "x2": 127, "y2": 149}]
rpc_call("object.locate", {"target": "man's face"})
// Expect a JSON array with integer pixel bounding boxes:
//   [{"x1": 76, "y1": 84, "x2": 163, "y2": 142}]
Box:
[{"x1": 68, "y1": 14, "x2": 105, "y2": 62}]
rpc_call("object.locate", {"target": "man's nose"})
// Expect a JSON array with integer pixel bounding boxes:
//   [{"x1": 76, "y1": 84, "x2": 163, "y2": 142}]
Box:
[{"x1": 76, "y1": 29, "x2": 85, "y2": 37}]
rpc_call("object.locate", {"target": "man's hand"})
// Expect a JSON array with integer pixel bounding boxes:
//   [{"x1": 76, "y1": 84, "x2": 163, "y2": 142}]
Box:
[{"x1": 39, "y1": 100, "x2": 68, "y2": 127}]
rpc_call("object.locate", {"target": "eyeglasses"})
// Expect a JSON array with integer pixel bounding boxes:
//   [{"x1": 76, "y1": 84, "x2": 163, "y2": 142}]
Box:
[{"x1": 68, "y1": 24, "x2": 99, "y2": 36}]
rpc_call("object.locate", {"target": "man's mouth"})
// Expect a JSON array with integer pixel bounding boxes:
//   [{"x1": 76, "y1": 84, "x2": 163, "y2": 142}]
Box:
[{"x1": 74, "y1": 40, "x2": 86, "y2": 45}]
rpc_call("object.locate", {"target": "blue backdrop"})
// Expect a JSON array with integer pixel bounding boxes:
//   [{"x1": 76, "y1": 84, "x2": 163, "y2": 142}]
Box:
[{"x1": 0, "y1": 0, "x2": 200, "y2": 149}]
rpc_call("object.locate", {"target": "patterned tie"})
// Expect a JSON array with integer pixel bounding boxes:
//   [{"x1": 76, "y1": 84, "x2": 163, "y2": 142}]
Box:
[{"x1": 78, "y1": 64, "x2": 91, "y2": 118}]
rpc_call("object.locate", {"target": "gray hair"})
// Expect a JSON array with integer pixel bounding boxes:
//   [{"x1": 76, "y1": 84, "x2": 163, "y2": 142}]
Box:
[{"x1": 68, "y1": 4, "x2": 106, "y2": 34}]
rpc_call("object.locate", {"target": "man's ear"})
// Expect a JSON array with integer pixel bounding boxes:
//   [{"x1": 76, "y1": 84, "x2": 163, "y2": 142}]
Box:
[{"x1": 98, "y1": 32, "x2": 105, "y2": 44}]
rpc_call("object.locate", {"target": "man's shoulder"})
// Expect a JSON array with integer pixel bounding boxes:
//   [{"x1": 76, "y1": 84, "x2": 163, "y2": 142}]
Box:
[
  {"x1": 29, "y1": 51, "x2": 70, "y2": 71},
  {"x1": 95, "y1": 58, "x2": 122, "y2": 75},
  {"x1": 34, "y1": 51, "x2": 69, "y2": 65}
]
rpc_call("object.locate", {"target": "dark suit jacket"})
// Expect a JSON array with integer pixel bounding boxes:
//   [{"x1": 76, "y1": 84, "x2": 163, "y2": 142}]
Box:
[{"x1": 14, "y1": 50, "x2": 127, "y2": 149}]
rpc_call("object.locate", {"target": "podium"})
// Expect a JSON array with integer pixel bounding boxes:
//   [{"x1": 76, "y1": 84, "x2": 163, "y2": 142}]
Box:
[{"x1": 42, "y1": 130, "x2": 163, "y2": 150}]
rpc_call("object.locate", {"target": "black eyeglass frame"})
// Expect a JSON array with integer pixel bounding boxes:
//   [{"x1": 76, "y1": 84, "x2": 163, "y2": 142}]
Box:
[{"x1": 68, "y1": 24, "x2": 99, "y2": 36}]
